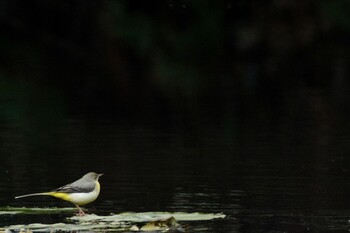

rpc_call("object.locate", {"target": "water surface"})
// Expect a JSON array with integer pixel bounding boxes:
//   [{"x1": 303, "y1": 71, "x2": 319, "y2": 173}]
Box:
[{"x1": 1, "y1": 108, "x2": 350, "y2": 232}]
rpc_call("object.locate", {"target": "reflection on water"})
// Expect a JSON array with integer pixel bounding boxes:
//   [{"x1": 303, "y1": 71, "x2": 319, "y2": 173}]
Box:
[{"x1": 1, "y1": 107, "x2": 350, "y2": 232}]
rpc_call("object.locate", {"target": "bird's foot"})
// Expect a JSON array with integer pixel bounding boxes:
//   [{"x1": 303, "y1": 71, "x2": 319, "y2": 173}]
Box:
[
  {"x1": 75, "y1": 204, "x2": 86, "y2": 216},
  {"x1": 76, "y1": 211, "x2": 85, "y2": 216}
]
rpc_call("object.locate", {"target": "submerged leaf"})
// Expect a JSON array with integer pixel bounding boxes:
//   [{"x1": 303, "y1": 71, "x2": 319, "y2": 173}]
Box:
[{"x1": 140, "y1": 217, "x2": 179, "y2": 231}]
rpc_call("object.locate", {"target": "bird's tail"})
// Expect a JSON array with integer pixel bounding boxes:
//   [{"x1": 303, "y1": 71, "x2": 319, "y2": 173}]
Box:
[{"x1": 15, "y1": 192, "x2": 51, "y2": 199}]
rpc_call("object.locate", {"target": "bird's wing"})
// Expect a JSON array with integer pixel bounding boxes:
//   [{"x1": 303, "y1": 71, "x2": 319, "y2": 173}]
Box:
[
  {"x1": 52, "y1": 183, "x2": 81, "y2": 193},
  {"x1": 52, "y1": 181, "x2": 95, "y2": 193}
]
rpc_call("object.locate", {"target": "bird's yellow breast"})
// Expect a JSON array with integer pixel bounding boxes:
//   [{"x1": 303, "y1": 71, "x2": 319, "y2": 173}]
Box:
[
  {"x1": 47, "y1": 192, "x2": 72, "y2": 202},
  {"x1": 95, "y1": 181, "x2": 100, "y2": 193}
]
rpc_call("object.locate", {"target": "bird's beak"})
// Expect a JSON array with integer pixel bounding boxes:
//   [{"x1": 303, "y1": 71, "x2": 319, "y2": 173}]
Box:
[{"x1": 98, "y1": 173, "x2": 104, "y2": 177}]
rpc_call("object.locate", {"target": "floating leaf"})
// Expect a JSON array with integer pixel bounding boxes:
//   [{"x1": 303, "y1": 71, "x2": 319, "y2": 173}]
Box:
[
  {"x1": 3, "y1": 222, "x2": 131, "y2": 232},
  {"x1": 1, "y1": 212, "x2": 225, "y2": 232},
  {"x1": 0, "y1": 207, "x2": 77, "y2": 215},
  {"x1": 69, "y1": 211, "x2": 226, "y2": 223}
]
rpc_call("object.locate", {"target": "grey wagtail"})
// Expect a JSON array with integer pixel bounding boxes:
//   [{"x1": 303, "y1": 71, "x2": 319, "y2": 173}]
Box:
[{"x1": 15, "y1": 172, "x2": 103, "y2": 215}]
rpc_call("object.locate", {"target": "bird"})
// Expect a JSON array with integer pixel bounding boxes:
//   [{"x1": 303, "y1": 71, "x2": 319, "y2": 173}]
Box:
[{"x1": 15, "y1": 172, "x2": 103, "y2": 215}]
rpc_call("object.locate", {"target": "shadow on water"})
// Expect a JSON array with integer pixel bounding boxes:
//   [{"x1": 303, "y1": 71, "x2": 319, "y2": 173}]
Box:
[{"x1": 1, "y1": 92, "x2": 350, "y2": 232}]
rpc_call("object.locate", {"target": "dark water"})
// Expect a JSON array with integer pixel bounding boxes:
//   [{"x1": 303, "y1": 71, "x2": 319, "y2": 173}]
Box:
[{"x1": 1, "y1": 102, "x2": 350, "y2": 232}]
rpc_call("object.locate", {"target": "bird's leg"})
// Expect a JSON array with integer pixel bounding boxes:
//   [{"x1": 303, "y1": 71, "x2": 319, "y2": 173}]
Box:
[{"x1": 74, "y1": 204, "x2": 86, "y2": 216}]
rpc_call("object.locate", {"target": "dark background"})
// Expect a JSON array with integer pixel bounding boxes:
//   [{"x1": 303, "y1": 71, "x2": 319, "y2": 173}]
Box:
[
  {"x1": 1, "y1": 1, "x2": 350, "y2": 232},
  {"x1": 0, "y1": 0, "x2": 349, "y2": 122}
]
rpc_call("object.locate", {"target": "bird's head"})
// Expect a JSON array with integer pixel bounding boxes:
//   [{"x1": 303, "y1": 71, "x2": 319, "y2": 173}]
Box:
[{"x1": 84, "y1": 172, "x2": 103, "y2": 181}]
